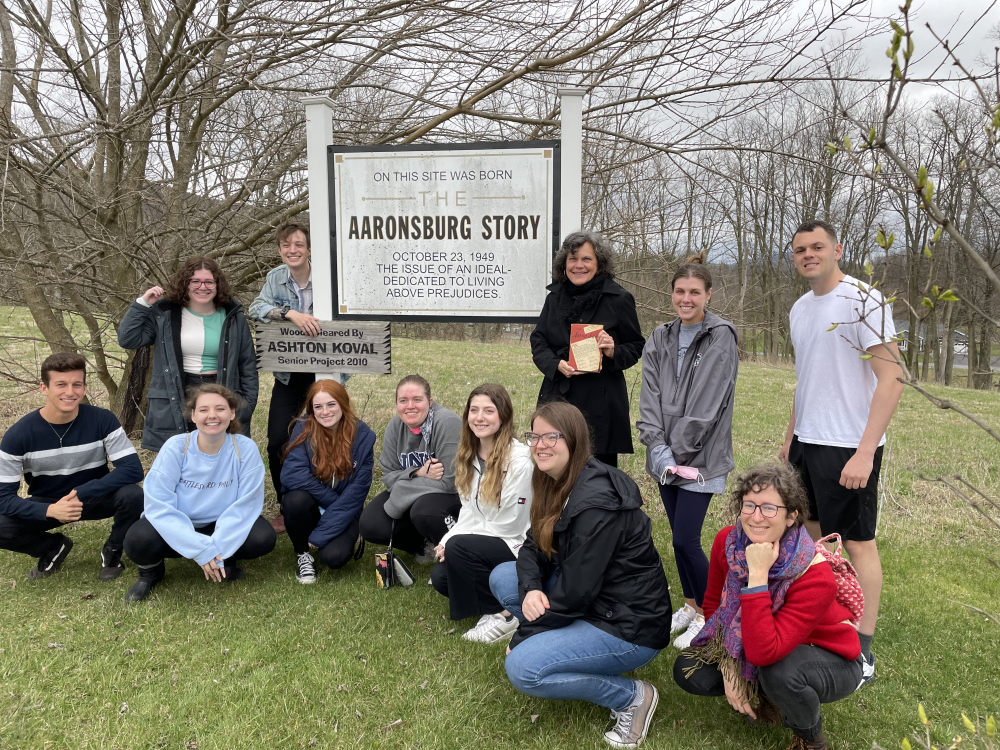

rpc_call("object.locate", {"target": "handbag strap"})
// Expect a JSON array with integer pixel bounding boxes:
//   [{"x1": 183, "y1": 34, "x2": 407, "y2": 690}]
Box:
[
  {"x1": 353, "y1": 536, "x2": 366, "y2": 561},
  {"x1": 387, "y1": 519, "x2": 395, "y2": 553}
]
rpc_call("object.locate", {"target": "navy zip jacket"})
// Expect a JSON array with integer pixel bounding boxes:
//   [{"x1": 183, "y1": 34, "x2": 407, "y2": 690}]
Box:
[{"x1": 280, "y1": 418, "x2": 376, "y2": 548}]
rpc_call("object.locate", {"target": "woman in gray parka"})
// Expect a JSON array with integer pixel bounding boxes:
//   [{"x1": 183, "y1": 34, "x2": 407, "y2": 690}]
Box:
[
  {"x1": 118, "y1": 256, "x2": 259, "y2": 451},
  {"x1": 636, "y1": 251, "x2": 738, "y2": 650}
]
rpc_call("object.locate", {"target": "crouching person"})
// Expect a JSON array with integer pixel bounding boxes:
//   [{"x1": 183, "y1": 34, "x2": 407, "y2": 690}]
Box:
[
  {"x1": 489, "y1": 401, "x2": 672, "y2": 749},
  {"x1": 0, "y1": 353, "x2": 144, "y2": 581},
  {"x1": 281, "y1": 379, "x2": 375, "y2": 583},
  {"x1": 673, "y1": 463, "x2": 863, "y2": 750},
  {"x1": 123, "y1": 384, "x2": 276, "y2": 602}
]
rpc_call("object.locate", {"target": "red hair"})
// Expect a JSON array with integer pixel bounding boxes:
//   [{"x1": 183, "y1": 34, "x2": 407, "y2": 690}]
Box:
[{"x1": 283, "y1": 380, "x2": 358, "y2": 483}]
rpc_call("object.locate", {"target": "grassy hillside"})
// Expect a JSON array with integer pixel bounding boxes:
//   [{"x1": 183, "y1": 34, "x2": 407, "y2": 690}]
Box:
[{"x1": 0, "y1": 336, "x2": 997, "y2": 750}]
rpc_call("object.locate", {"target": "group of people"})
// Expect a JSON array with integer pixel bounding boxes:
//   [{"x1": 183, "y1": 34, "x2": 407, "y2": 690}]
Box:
[{"x1": 0, "y1": 219, "x2": 902, "y2": 750}]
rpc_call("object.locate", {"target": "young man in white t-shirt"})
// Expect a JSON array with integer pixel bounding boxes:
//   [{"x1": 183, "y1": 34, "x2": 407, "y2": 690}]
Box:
[{"x1": 779, "y1": 220, "x2": 904, "y2": 684}]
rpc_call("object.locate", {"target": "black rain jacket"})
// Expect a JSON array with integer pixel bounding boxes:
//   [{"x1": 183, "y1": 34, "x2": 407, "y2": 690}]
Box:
[{"x1": 510, "y1": 459, "x2": 673, "y2": 651}]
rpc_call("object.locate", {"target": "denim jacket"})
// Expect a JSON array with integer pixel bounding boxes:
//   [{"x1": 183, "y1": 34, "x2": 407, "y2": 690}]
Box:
[
  {"x1": 249, "y1": 263, "x2": 348, "y2": 386},
  {"x1": 249, "y1": 264, "x2": 313, "y2": 385}
]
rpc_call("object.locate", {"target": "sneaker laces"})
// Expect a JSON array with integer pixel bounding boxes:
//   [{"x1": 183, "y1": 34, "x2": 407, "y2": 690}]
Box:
[
  {"x1": 610, "y1": 705, "x2": 634, "y2": 738},
  {"x1": 297, "y1": 552, "x2": 315, "y2": 575}
]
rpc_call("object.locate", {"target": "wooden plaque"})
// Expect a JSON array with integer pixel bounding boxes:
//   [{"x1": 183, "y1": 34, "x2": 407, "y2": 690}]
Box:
[{"x1": 255, "y1": 321, "x2": 391, "y2": 375}]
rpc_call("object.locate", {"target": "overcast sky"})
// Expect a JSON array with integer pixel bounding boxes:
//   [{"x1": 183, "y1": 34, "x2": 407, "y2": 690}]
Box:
[{"x1": 858, "y1": 0, "x2": 1000, "y2": 98}]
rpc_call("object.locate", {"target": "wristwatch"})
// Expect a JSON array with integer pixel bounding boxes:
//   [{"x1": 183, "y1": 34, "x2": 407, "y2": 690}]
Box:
[{"x1": 277, "y1": 304, "x2": 291, "y2": 319}]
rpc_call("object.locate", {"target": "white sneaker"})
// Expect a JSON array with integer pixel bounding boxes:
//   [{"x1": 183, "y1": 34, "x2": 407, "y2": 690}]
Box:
[
  {"x1": 295, "y1": 552, "x2": 317, "y2": 584},
  {"x1": 669, "y1": 603, "x2": 697, "y2": 635},
  {"x1": 464, "y1": 613, "x2": 519, "y2": 643},
  {"x1": 604, "y1": 680, "x2": 658, "y2": 748},
  {"x1": 672, "y1": 614, "x2": 705, "y2": 649},
  {"x1": 461, "y1": 614, "x2": 494, "y2": 641}
]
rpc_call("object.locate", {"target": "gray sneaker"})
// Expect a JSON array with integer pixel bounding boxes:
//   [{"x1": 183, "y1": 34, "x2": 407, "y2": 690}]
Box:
[{"x1": 604, "y1": 681, "x2": 658, "y2": 748}]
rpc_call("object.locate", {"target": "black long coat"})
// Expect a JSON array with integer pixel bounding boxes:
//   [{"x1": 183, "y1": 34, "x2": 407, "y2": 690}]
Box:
[{"x1": 530, "y1": 278, "x2": 644, "y2": 455}]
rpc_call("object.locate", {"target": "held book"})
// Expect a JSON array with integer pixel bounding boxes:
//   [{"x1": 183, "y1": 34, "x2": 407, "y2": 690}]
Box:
[{"x1": 568, "y1": 323, "x2": 604, "y2": 373}]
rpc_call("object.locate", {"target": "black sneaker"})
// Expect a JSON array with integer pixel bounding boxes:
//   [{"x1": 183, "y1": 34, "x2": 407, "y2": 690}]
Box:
[
  {"x1": 28, "y1": 534, "x2": 74, "y2": 580},
  {"x1": 222, "y1": 560, "x2": 245, "y2": 581},
  {"x1": 125, "y1": 561, "x2": 165, "y2": 603},
  {"x1": 99, "y1": 545, "x2": 125, "y2": 581},
  {"x1": 857, "y1": 652, "x2": 876, "y2": 690}
]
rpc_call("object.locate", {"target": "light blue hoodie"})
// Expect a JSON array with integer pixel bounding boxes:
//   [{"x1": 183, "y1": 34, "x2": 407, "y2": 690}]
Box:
[{"x1": 142, "y1": 431, "x2": 265, "y2": 565}]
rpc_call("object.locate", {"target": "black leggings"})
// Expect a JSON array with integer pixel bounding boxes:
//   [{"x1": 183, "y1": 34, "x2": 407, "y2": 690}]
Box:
[
  {"x1": 282, "y1": 489, "x2": 361, "y2": 569},
  {"x1": 673, "y1": 646, "x2": 863, "y2": 741},
  {"x1": 658, "y1": 484, "x2": 712, "y2": 606},
  {"x1": 267, "y1": 372, "x2": 315, "y2": 505},
  {"x1": 431, "y1": 534, "x2": 516, "y2": 620},
  {"x1": 358, "y1": 490, "x2": 461, "y2": 555},
  {"x1": 124, "y1": 516, "x2": 277, "y2": 566}
]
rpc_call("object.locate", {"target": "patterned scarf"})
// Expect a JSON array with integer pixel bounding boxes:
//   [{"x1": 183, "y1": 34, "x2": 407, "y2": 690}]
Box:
[{"x1": 689, "y1": 523, "x2": 816, "y2": 683}]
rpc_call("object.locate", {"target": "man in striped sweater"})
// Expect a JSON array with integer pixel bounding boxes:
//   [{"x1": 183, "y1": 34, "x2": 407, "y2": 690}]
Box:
[{"x1": 0, "y1": 353, "x2": 144, "y2": 580}]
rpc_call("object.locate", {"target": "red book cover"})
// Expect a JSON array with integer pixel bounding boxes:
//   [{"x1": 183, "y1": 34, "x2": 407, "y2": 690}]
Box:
[{"x1": 568, "y1": 324, "x2": 604, "y2": 372}]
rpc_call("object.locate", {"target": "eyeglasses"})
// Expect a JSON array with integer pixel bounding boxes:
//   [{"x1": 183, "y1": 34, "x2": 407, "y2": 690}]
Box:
[
  {"x1": 524, "y1": 431, "x2": 564, "y2": 448},
  {"x1": 741, "y1": 501, "x2": 788, "y2": 519},
  {"x1": 189, "y1": 280, "x2": 217, "y2": 289}
]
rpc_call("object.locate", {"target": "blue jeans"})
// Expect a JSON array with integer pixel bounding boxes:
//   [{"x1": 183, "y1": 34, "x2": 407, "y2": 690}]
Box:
[{"x1": 488, "y1": 561, "x2": 660, "y2": 712}]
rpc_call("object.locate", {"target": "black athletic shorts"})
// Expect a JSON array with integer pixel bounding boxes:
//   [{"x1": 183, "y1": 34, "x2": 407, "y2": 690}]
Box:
[{"x1": 788, "y1": 436, "x2": 883, "y2": 542}]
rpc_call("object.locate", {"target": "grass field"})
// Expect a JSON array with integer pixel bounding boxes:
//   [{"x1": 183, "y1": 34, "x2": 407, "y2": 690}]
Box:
[{"x1": 0, "y1": 334, "x2": 998, "y2": 750}]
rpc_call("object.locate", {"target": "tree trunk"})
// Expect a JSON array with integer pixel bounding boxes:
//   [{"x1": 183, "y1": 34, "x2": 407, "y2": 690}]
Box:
[{"x1": 113, "y1": 346, "x2": 153, "y2": 435}]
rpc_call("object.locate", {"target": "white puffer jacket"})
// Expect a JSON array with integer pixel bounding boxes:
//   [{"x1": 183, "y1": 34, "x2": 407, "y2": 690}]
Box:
[{"x1": 438, "y1": 440, "x2": 534, "y2": 556}]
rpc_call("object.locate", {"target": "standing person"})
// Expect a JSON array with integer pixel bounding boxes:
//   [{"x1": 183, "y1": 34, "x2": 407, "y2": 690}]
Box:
[
  {"x1": 123, "y1": 384, "x2": 276, "y2": 603},
  {"x1": 248, "y1": 221, "x2": 346, "y2": 532},
  {"x1": 530, "y1": 232, "x2": 644, "y2": 468},
  {"x1": 280, "y1": 380, "x2": 376, "y2": 584},
  {"x1": 118, "y1": 256, "x2": 258, "y2": 451},
  {"x1": 0, "y1": 353, "x2": 144, "y2": 581},
  {"x1": 489, "y1": 401, "x2": 672, "y2": 749},
  {"x1": 674, "y1": 463, "x2": 863, "y2": 750},
  {"x1": 779, "y1": 220, "x2": 903, "y2": 684},
  {"x1": 431, "y1": 384, "x2": 533, "y2": 643},
  {"x1": 637, "y1": 252, "x2": 738, "y2": 649},
  {"x1": 358, "y1": 375, "x2": 461, "y2": 559}
]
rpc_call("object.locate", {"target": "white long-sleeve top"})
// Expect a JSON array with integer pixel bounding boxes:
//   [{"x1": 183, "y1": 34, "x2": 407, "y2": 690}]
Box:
[{"x1": 438, "y1": 440, "x2": 534, "y2": 556}]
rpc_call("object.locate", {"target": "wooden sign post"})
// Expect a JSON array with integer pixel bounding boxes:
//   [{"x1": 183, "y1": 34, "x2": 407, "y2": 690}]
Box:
[{"x1": 255, "y1": 321, "x2": 390, "y2": 375}]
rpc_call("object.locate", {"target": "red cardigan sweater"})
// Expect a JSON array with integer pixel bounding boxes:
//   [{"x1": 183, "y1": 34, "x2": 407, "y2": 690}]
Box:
[{"x1": 703, "y1": 526, "x2": 861, "y2": 666}]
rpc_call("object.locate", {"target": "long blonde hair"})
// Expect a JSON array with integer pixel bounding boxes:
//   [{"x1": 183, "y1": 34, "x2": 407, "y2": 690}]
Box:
[
  {"x1": 528, "y1": 401, "x2": 592, "y2": 556},
  {"x1": 455, "y1": 384, "x2": 515, "y2": 507}
]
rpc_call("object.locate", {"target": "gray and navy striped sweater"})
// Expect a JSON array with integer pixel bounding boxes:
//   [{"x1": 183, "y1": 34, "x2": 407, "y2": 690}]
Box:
[{"x1": 0, "y1": 405, "x2": 144, "y2": 521}]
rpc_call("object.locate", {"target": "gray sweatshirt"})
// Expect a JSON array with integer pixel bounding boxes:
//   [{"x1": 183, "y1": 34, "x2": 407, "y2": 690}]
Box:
[
  {"x1": 379, "y1": 401, "x2": 462, "y2": 519},
  {"x1": 636, "y1": 310, "x2": 739, "y2": 485}
]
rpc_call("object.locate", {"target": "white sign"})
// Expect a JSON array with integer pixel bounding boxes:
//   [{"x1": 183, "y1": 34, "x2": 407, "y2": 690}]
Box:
[{"x1": 331, "y1": 143, "x2": 558, "y2": 320}]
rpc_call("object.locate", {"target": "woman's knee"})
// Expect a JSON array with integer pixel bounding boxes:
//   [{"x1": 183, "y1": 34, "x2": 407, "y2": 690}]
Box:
[
  {"x1": 672, "y1": 654, "x2": 725, "y2": 697},
  {"x1": 489, "y1": 561, "x2": 518, "y2": 604},
  {"x1": 358, "y1": 494, "x2": 391, "y2": 541},
  {"x1": 504, "y1": 647, "x2": 543, "y2": 693},
  {"x1": 317, "y1": 539, "x2": 354, "y2": 570},
  {"x1": 242, "y1": 517, "x2": 277, "y2": 558},
  {"x1": 282, "y1": 490, "x2": 316, "y2": 515},
  {"x1": 124, "y1": 518, "x2": 162, "y2": 563}
]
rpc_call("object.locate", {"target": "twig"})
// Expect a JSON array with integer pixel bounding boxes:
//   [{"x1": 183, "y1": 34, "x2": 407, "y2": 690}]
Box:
[
  {"x1": 920, "y1": 475, "x2": 1000, "y2": 534},
  {"x1": 947, "y1": 600, "x2": 1000, "y2": 629}
]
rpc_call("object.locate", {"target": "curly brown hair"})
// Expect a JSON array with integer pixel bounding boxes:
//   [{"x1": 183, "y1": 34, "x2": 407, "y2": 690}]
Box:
[
  {"x1": 164, "y1": 256, "x2": 233, "y2": 308},
  {"x1": 552, "y1": 231, "x2": 616, "y2": 283},
  {"x1": 726, "y1": 462, "x2": 810, "y2": 527}
]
